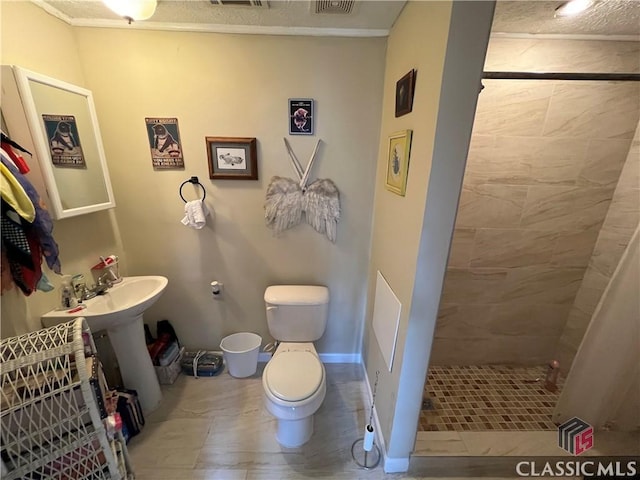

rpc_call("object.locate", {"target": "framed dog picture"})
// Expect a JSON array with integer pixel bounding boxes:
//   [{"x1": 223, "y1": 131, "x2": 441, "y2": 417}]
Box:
[
  {"x1": 206, "y1": 137, "x2": 258, "y2": 180},
  {"x1": 385, "y1": 130, "x2": 412, "y2": 196},
  {"x1": 395, "y1": 69, "x2": 416, "y2": 117},
  {"x1": 289, "y1": 99, "x2": 314, "y2": 135},
  {"x1": 145, "y1": 117, "x2": 185, "y2": 169}
]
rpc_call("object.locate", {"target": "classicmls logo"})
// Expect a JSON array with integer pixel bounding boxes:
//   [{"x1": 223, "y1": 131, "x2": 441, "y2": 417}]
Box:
[{"x1": 558, "y1": 417, "x2": 593, "y2": 455}]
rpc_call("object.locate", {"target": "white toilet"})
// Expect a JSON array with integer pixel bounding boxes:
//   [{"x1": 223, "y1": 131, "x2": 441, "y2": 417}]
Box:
[{"x1": 262, "y1": 285, "x2": 329, "y2": 448}]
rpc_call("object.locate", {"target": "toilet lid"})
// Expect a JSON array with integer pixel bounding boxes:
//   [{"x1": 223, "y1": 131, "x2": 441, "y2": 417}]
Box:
[{"x1": 266, "y1": 351, "x2": 323, "y2": 402}]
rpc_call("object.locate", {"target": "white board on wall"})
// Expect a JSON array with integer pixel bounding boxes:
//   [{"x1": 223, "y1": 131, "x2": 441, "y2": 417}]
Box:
[{"x1": 372, "y1": 270, "x2": 402, "y2": 372}]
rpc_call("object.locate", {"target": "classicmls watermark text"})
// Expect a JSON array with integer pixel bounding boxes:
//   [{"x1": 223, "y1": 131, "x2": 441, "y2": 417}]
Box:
[
  {"x1": 514, "y1": 418, "x2": 638, "y2": 477},
  {"x1": 408, "y1": 421, "x2": 638, "y2": 477},
  {"x1": 408, "y1": 455, "x2": 639, "y2": 477},
  {"x1": 515, "y1": 460, "x2": 637, "y2": 477}
]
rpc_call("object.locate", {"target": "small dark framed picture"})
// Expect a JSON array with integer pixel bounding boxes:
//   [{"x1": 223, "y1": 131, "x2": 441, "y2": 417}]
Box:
[
  {"x1": 289, "y1": 98, "x2": 314, "y2": 135},
  {"x1": 395, "y1": 69, "x2": 416, "y2": 117},
  {"x1": 206, "y1": 136, "x2": 258, "y2": 180}
]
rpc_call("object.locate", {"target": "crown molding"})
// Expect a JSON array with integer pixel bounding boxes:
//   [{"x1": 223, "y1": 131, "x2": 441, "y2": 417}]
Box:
[
  {"x1": 70, "y1": 19, "x2": 390, "y2": 37},
  {"x1": 491, "y1": 32, "x2": 640, "y2": 42},
  {"x1": 30, "y1": 0, "x2": 73, "y2": 23}
]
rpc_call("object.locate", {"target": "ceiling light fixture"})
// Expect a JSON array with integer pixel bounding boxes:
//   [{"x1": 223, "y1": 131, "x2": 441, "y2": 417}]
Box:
[
  {"x1": 103, "y1": 0, "x2": 158, "y2": 23},
  {"x1": 554, "y1": 0, "x2": 596, "y2": 17}
]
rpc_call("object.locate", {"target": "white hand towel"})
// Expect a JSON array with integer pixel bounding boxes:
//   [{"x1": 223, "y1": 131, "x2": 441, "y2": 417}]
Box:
[{"x1": 181, "y1": 200, "x2": 209, "y2": 229}]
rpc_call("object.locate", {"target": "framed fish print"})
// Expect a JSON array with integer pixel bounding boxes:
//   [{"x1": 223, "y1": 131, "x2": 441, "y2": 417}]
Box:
[{"x1": 206, "y1": 136, "x2": 258, "y2": 180}]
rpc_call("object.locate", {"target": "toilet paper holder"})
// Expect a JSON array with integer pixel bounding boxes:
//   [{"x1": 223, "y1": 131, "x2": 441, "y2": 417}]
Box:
[{"x1": 351, "y1": 370, "x2": 381, "y2": 469}]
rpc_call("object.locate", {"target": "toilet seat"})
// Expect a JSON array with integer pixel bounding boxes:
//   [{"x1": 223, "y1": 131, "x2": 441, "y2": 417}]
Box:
[{"x1": 265, "y1": 350, "x2": 323, "y2": 402}]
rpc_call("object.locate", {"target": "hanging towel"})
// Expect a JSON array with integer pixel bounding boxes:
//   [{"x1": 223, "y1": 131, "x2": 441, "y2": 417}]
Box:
[
  {"x1": 0, "y1": 148, "x2": 18, "y2": 171},
  {"x1": 1, "y1": 133, "x2": 31, "y2": 174},
  {"x1": 1, "y1": 154, "x2": 61, "y2": 274},
  {"x1": 181, "y1": 200, "x2": 209, "y2": 229},
  {"x1": 1, "y1": 206, "x2": 33, "y2": 269},
  {"x1": 0, "y1": 144, "x2": 29, "y2": 174},
  {"x1": 0, "y1": 163, "x2": 35, "y2": 223}
]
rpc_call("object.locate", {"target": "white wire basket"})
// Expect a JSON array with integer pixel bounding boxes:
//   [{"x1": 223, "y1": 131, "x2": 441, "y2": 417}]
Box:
[{"x1": 1, "y1": 318, "x2": 122, "y2": 479}]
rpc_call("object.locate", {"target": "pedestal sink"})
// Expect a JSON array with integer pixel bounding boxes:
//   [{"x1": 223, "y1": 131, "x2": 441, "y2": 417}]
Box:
[{"x1": 42, "y1": 276, "x2": 168, "y2": 413}]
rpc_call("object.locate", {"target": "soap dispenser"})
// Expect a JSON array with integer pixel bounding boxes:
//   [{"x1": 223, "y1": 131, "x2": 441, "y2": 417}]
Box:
[{"x1": 60, "y1": 275, "x2": 77, "y2": 310}]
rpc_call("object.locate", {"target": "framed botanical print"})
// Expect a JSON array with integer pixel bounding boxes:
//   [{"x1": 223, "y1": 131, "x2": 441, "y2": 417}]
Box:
[{"x1": 385, "y1": 130, "x2": 412, "y2": 196}]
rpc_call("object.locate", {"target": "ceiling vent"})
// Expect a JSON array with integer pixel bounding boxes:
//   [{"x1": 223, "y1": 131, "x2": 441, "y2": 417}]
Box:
[
  {"x1": 315, "y1": 0, "x2": 355, "y2": 14},
  {"x1": 210, "y1": 0, "x2": 269, "y2": 7}
]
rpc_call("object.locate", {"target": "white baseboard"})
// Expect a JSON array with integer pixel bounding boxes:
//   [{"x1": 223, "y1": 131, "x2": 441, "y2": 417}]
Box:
[
  {"x1": 383, "y1": 456, "x2": 410, "y2": 473},
  {"x1": 360, "y1": 364, "x2": 387, "y2": 464},
  {"x1": 258, "y1": 352, "x2": 361, "y2": 363},
  {"x1": 320, "y1": 353, "x2": 362, "y2": 363},
  {"x1": 360, "y1": 363, "x2": 410, "y2": 473}
]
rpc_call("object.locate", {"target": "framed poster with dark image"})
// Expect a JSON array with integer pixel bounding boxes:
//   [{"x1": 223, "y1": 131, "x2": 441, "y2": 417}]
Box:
[
  {"x1": 395, "y1": 69, "x2": 416, "y2": 117},
  {"x1": 145, "y1": 117, "x2": 185, "y2": 169},
  {"x1": 206, "y1": 136, "x2": 258, "y2": 180},
  {"x1": 42, "y1": 115, "x2": 86, "y2": 168},
  {"x1": 289, "y1": 98, "x2": 314, "y2": 135}
]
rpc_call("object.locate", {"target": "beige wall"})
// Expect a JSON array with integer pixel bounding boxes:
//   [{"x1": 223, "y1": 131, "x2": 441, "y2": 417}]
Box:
[
  {"x1": 430, "y1": 38, "x2": 640, "y2": 365},
  {"x1": 1, "y1": 2, "x2": 387, "y2": 353},
  {"x1": 362, "y1": 0, "x2": 452, "y2": 449},
  {"x1": 362, "y1": 2, "x2": 494, "y2": 465},
  {"x1": 555, "y1": 121, "x2": 640, "y2": 372},
  {"x1": 1, "y1": 2, "x2": 125, "y2": 337},
  {"x1": 75, "y1": 28, "x2": 385, "y2": 352}
]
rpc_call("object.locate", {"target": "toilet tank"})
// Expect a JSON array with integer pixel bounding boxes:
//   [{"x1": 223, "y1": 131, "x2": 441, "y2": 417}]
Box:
[{"x1": 264, "y1": 285, "x2": 329, "y2": 342}]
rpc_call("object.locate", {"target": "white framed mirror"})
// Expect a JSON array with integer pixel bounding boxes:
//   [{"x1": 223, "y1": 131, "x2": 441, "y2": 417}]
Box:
[{"x1": 10, "y1": 66, "x2": 115, "y2": 219}]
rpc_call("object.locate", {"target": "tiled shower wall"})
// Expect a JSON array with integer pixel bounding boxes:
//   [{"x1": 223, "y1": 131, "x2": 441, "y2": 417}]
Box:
[
  {"x1": 554, "y1": 122, "x2": 640, "y2": 371},
  {"x1": 430, "y1": 38, "x2": 640, "y2": 365}
]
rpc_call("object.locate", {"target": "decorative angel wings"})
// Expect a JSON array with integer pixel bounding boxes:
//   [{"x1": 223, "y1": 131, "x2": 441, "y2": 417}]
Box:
[{"x1": 264, "y1": 139, "x2": 340, "y2": 242}]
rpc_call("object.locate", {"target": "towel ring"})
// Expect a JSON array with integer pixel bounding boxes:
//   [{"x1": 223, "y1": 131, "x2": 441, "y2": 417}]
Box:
[{"x1": 179, "y1": 176, "x2": 206, "y2": 203}]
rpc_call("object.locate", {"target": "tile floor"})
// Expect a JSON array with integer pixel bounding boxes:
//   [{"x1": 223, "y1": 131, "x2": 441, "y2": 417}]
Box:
[
  {"x1": 127, "y1": 362, "x2": 638, "y2": 479},
  {"x1": 128, "y1": 363, "x2": 403, "y2": 480},
  {"x1": 419, "y1": 365, "x2": 563, "y2": 432}
]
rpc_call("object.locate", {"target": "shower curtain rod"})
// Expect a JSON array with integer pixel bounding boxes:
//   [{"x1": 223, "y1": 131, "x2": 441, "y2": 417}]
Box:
[{"x1": 482, "y1": 71, "x2": 640, "y2": 81}]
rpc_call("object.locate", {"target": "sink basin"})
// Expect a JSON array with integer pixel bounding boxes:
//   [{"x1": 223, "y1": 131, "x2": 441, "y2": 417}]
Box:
[
  {"x1": 42, "y1": 275, "x2": 168, "y2": 332},
  {"x1": 42, "y1": 276, "x2": 169, "y2": 412}
]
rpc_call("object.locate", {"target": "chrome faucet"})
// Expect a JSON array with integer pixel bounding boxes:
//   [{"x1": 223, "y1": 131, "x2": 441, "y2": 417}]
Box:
[
  {"x1": 73, "y1": 274, "x2": 96, "y2": 302},
  {"x1": 72, "y1": 272, "x2": 114, "y2": 301},
  {"x1": 93, "y1": 272, "x2": 114, "y2": 295}
]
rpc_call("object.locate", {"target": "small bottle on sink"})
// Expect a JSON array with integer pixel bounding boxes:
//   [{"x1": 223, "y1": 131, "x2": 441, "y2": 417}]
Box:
[{"x1": 60, "y1": 275, "x2": 77, "y2": 310}]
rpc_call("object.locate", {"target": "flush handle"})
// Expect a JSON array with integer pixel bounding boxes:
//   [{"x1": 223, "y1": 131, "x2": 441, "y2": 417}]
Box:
[{"x1": 267, "y1": 306, "x2": 278, "y2": 311}]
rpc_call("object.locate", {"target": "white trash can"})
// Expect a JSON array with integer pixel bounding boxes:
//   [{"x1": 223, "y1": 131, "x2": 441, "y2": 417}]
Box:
[{"x1": 220, "y1": 332, "x2": 262, "y2": 378}]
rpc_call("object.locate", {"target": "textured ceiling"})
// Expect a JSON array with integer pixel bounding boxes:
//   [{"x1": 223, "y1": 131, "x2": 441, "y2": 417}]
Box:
[
  {"x1": 38, "y1": 0, "x2": 406, "y2": 32},
  {"x1": 33, "y1": 0, "x2": 640, "y2": 36},
  {"x1": 493, "y1": 0, "x2": 640, "y2": 36}
]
